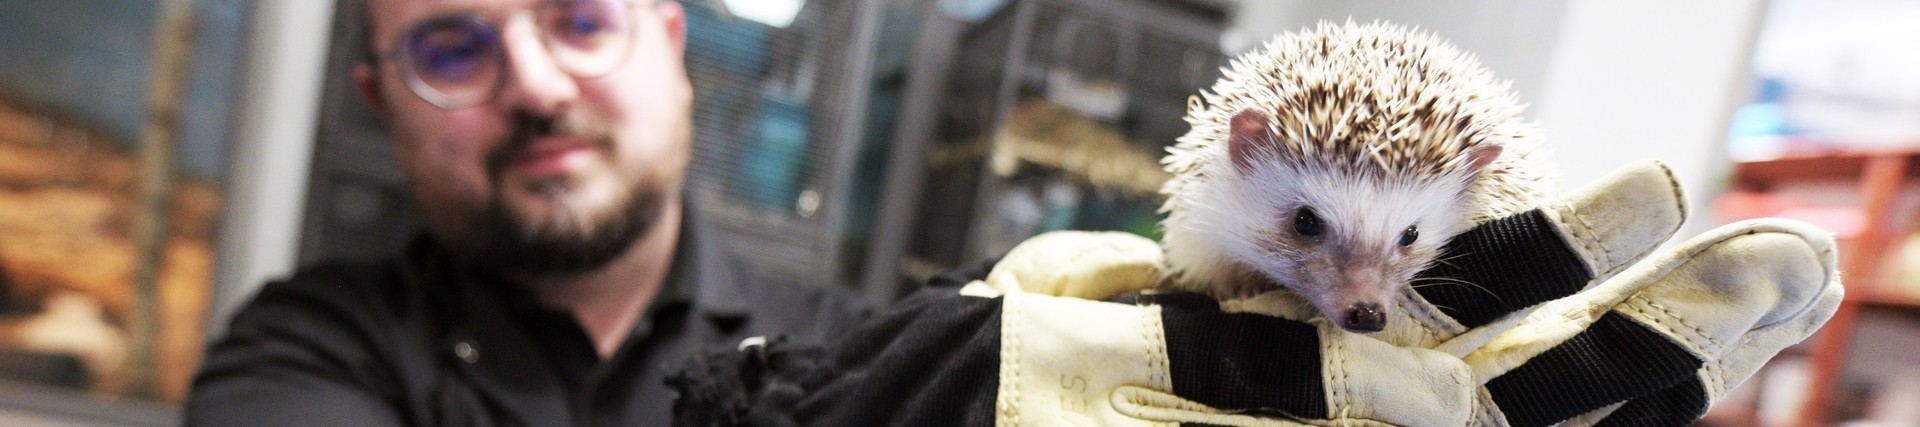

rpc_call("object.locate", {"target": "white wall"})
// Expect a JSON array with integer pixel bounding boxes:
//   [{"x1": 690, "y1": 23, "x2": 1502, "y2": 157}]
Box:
[
  {"x1": 1223, "y1": 1, "x2": 1569, "y2": 113},
  {"x1": 209, "y1": 0, "x2": 335, "y2": 337},
  {"x1": 1536, "y1": 0, "x2": 1766, "y2": 238},
  {"x1": 1224, "y1": 0, "x2": 1767, "y2": 239}
]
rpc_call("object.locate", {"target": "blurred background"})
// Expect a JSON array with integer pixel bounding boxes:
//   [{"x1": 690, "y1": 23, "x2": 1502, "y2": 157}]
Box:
[{"x1": 0, "y1": 0, "x2": 1915, "y2": 425}]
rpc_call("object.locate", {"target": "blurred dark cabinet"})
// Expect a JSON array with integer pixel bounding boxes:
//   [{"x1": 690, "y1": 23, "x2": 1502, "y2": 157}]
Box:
[{"x1": 894, "y1": 0, "x2": 1224, "y2": 283}]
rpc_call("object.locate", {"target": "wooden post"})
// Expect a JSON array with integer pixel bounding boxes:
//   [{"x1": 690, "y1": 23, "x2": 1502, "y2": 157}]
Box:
[
  {"x1": 128, "y1": 0, "x2": 197, "y2": 399},
  {"x1": 1797, "y1": 153, "x2": 1909, "y2": 425}
]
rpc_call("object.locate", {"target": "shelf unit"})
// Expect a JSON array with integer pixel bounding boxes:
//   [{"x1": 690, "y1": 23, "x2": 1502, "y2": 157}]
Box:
[
  {"x1": 892, "y1": 0, "x2": 1226, "y2": 285},
  {"x1": 1712, "y1": 149, "x2": 1920, "y2": 425}
]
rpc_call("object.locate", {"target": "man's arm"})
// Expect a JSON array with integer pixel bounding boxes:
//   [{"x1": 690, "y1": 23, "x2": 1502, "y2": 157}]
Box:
[{"x1": 186, "y1": 267, "x2": 408, "y2": 427}]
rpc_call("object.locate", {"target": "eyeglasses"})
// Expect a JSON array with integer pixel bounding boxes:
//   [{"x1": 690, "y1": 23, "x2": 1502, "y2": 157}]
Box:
[{"x1": 383, "y1": 0, "x2": 640, "y2": 109}]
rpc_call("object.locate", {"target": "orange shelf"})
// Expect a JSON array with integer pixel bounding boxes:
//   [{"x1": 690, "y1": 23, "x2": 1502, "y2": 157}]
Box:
[
  {"x1": 1731, "y1": 149, "x2": 1920, "y2": 188},
  {"x1": 1718, "y1": 149, "x2": 1917, "y2": 426},
  {"x1": 1832, "y1": 276, "x2": 1920, "y2": 308},
  {"x1": 1848, "y1": 287, "x2": 1920, "y2": 309},
  {"x1": 1697, "y1": 409, "x2": 1751, "y2": 426}
]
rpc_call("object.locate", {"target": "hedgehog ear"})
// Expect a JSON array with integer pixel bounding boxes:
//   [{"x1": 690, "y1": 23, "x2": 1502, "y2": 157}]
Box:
[
  {"x1": 1227, "y1": 109, "x2": 1276, "y2": 172},
  {"x1": 1462, "y1": 144, "x2": 1502, "y2": 177}
]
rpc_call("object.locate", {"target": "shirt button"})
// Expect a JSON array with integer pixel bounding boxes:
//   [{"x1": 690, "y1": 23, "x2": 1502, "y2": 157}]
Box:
[{"x1": 454, "y1": 341, "x2": 480, "y2": 364}]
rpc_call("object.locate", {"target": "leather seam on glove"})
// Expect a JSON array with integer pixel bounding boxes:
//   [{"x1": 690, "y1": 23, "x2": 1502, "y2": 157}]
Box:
[
  {"x1": 999, "y1": 298, "x2": 1024, "y2": 425},
  {"x1": 1397, "y1": 289, "x2": 1456, "y2": 342},
  {"x1": 1547, "y1": 161, "x2": 1689, "y2": 283},
  {"x1": 1470, "y1": 388, "x2": 1501, "y2": 427},
  {"x1": 1322, "y1": 324, "x2": 1355, "y2": 421},
  {"x1": 1143, "y1": 307, "x2": 1170, "y2": 389},
  {"x1": 1701, "y1": 363, "x2": 1730, "y2": 399},
  {"x1": 1623, "y1": 294, "x2": 1725, "y2": 356},
  {"x1": 1559, "y1": 199, "x2": 1618, "y2": 277},
  {"x1": 1615, "y1": 172, "x2": 1690, "y2": 279},
  {"x1": 1655, "y1": 160, "x2": 1690, "y2": 220}
]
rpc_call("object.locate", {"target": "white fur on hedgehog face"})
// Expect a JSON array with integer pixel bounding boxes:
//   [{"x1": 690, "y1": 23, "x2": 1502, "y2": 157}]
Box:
[{"x1": 1169, "y1": 150, "x2": 1480, "y2": 326}]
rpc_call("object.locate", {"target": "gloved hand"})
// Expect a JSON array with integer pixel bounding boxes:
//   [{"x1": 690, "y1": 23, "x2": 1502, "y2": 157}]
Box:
[{"x1": 668, "y1": 161, "x2": 1842, "y2": 427}]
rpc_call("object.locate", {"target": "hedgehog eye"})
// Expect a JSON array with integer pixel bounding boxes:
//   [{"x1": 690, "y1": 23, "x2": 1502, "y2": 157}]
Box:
[
  {"x1": 1399, "y1": 225, "x2": 1419, "y2": 247},
  {"x1": 1293, "y1": 207, "x2": 1324, "y2": 237}
]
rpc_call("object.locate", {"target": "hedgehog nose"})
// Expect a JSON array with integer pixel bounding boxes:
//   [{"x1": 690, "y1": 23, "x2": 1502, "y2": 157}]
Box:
[{"x1": 1343, "y1": 302, "x2": 1386, "y2": 332}]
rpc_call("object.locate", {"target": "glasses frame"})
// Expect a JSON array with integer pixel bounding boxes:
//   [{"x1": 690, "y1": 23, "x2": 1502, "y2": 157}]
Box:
[{"x1": 381, "y1": 0, "x2": 642, "y2": 109}]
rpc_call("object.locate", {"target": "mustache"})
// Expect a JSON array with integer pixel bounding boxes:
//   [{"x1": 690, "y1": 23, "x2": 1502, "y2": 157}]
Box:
[{"x1": 484, "y1": 111, "x2": 618, "y2": 177}]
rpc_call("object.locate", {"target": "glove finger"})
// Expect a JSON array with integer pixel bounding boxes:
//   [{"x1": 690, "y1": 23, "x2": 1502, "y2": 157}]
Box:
[
  {"x1": 1456, "y1": 219, "x2": 1840, "y2": 427},
  {"x1": 1406, "y1": 160, "x2": 1686, "y2": 334},
  {"x1": 968, "y1": 231, "x2": 1167, "y2": 299},
  {"x1": 1583, "y1": 229, "x2": 1844, "y2": 426}
]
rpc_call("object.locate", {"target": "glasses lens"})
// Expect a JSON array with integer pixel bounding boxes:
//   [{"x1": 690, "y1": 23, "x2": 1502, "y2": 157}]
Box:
[
  {"x1": 401, "y1": 17, "x2": 502, "y2": 107},
  {"x1": 541, "y1": 0, "x2": 634, "y2": 77}
]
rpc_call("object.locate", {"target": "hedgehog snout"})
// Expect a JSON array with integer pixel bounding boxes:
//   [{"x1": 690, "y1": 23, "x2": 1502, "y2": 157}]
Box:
[{"x1": 1342, "y1": 302, "x2": 1387, "y2": 332}]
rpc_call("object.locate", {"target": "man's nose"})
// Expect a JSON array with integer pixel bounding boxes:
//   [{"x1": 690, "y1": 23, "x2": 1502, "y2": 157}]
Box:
[{"x1": 496, "y1": 20, "x2": 579, "y2": 115}]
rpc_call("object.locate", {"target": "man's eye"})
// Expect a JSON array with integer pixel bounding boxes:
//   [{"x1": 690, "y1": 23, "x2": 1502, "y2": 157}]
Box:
[
  {"x1": 564, "y1": 15, "x2": 602, "y2": 36},
  {"x1": 426, "y1": 38, "x2": 484, "y2": 67},
  {"x1": 547, "y1": 3, "x2": 618, "y2": 47},
  {"x1": 411, "y1": 23, "x2": 498, "y2": 82}
]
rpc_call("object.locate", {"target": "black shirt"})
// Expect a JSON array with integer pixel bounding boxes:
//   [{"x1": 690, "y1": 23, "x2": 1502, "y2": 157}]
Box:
[{"x1": 186, "y1": 209, "x2": 869, "y2": 426}]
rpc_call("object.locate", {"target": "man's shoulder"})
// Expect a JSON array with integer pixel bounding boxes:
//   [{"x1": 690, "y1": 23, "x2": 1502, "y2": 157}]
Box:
[
  {"x1": 221, "y1": 257, "x2": 437, "y2": 343},
  {"x1": 255, "y1": 259, "x2": 422, "y2": 314},
  {"x1": 191, "y1": 257, "x2": 454, "y2": 425}
]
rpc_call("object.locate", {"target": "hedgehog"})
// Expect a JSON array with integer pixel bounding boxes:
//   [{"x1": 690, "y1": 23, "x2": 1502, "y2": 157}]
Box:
[{"x1": 1157, "y1": 21, "x2": 1553, "y2": 333}]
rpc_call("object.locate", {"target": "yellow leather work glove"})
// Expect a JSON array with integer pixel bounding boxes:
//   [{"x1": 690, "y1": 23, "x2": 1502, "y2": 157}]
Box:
[{"x1": 964, "y1": 161, "x2": 1840, "y2": 426}]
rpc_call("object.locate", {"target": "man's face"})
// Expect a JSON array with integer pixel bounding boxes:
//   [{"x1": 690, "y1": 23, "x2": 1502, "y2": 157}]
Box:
[{"x1": 359, "y1": 0, "x2": 693, "y2": 276}]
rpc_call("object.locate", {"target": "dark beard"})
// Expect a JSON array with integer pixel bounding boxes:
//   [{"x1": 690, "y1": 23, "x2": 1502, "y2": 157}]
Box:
[
  {"x1": 464, "y1": 111, "x2": 665, "y2": 278},
  {"x1": 467, "y1": 183, "x2": 665, "y2": 278}
]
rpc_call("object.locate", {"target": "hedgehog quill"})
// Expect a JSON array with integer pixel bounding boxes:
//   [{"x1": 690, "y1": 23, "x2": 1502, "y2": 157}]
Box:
[{"x1": 1158, "y1": 22, "x2": 1554, "y2": 332}]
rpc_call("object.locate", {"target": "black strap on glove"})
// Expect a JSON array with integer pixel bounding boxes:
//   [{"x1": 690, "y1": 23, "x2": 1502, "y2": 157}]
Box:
[
  {"x1": 1420, "y1": 209, "x2": 1705, "y2": 426},
  {"x1": 1417, "y1": 210, "x2": 1593, "y2": 327}
]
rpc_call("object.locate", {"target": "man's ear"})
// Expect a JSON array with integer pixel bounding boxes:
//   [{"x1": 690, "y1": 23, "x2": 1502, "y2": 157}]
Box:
[
  {"x1": 354, "y1": 64, "x2": 389, "y2": 115},
  {"x1": 656, "y1": 1, "x2": 687, "y2": 55}
]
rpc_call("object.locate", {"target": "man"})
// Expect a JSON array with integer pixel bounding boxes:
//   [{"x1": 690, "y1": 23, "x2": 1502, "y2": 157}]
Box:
[{"x1": 187, "y1": 0, "x2": 867, "y2": 425}]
